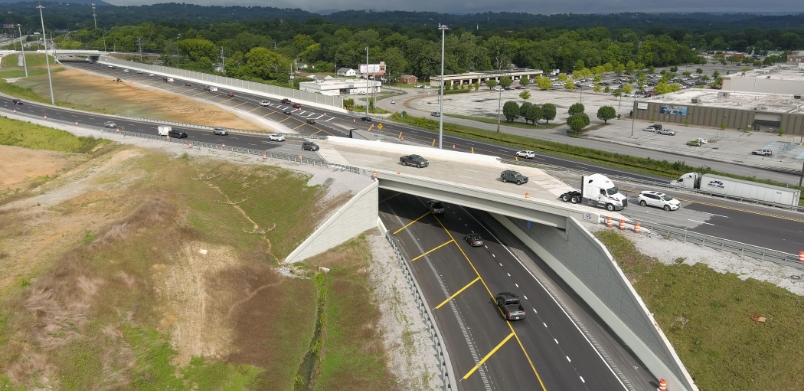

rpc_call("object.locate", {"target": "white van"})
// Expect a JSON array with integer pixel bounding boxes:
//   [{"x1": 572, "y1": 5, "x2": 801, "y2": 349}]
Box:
[
  {"x1": 206, "y1": 86, "x2": 218, "y2": 92},
  {"x1": 158, "y1": 125, "x2": 172, "y2": 136},
  {"x1": 166, "y1": 77, "x2": 174, "y2": 83}
]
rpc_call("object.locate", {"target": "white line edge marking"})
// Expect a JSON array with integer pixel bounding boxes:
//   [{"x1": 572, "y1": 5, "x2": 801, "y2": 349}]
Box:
[
  {"x1": 566, "y1": 356, "x2": 571, "y2": 363},
  {"x1": 524, "y1": 295, "x2": 528, "y2": 300},
  {"x1": 461, "y1": 206, "x2": 630, "y2": 391},
  {"x1": 554, "y1": 338, "x2": 558, "y2": 344}
]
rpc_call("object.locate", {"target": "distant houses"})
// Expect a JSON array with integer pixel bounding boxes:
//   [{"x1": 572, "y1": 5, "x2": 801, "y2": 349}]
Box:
[{"x1": 336, "y1": 67, "x2": 356, "y2": 77}]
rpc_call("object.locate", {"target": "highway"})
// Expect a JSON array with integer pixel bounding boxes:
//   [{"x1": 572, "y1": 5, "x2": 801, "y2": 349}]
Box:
[
  {"x1": 380, "y1": 190, "x2": 653, "y2": 390},
  {"x1": 3, "y1": 60, "x2": 801, "y2": 255}
]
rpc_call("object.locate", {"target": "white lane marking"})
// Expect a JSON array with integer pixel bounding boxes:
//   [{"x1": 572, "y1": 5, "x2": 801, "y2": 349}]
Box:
[
  {"x1": 249, "y1": 143, "x2": 257, "y2": 146},
  {"x1": 543, "y1": 322, "x2": 547, "y2": 328},
  {"x1": 507, "y1": 273, "x2": 511, "y2": 277},
  {"x1": 515, "y1": 283, "x2": 519, "y2": 288},
  {"x1": 524, "y1": 295, "x2": 528, "y2": 300},
  {"x1": 566, "y1": 356, "x2": 572, "y2": 363},
  {"x1": 499, "y1": 263, "x2": 503, "y2": 267},
  {"x1": 554, "y1": 339, "x2": 559, "y2": 344},
  {"x1": 580, "y1": 376, "x2": 585, "y2": 383},
  {"x1": 702, "y1": 212, "x2": 729, "y2": 218},
  {"x1": 492, "y1": 254, "x2": 496, "y2": 258},
  {"x1": 688, "y1": 219, "x2": 714, "y2": 225},
  {"x1": 466, "y1": 169, "x2": 480, "y2": 172}
]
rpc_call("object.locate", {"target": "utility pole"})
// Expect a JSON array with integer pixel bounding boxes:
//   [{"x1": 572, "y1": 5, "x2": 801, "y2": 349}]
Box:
[
  {"x1": 91, "y1": 3, "x2": 97, "y2": 29},
  {"x1": 37, "y1": 5, "x2": 55, "y2": 105},
  {"x1": 137, "y1": 36, "x2": 142, "y2": 62},
  {"x1": 18, "y1": 24, "x2": 28, "y2": 77},
  {"x1": 365, "y1": 46, "x2": 369, "y2": 117},
  {"x1": 438, "y1": 24, "x2": 448, "y2": 149},
  {"x1": 220, "y1": 46, "x2": 225, "y2": 74}
]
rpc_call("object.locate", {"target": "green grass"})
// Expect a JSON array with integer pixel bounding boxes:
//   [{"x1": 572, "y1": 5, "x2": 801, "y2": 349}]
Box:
[
  {"x1": 353, "y1": 104, "x2": 389, "y2": 114},
  {"x1": 0, "y1": 68, "x2": 62, "y2": 79},
  {"x1": 0, "y1": 116, "x2": 110, "y2": 153},
  {"x1": 596, "y1": 230, "x2": 804, "y2": 390},
  {"x1": 389, "y1": 112, "x2": 804, "y2": 203},
  {"x1": 446, "y1": 113, "x2": 559, "y2": 129}
]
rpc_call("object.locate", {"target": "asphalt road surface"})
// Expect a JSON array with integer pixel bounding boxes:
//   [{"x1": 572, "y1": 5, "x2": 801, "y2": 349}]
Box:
[{"x1": 380, "y1": 190, "x2": 655, "y2": 391}]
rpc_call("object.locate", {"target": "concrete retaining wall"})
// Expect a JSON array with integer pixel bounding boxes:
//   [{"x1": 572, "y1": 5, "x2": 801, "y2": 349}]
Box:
[
  {"x1": 284, "y1": 180, "x2": 379, "y2": 263},
  {"x1": 492, "y1": 214, "x2": 698, "y2": 391}
]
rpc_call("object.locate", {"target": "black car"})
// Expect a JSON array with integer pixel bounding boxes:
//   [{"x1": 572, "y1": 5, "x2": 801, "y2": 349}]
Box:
[
  {"x1": 302, "y1": 141, "x2": 319, "y2": 151},
  {"x1": 306, "y1": 119, "x2": 316, "y2": 125},
  {"x1": 185, "y1": 82, "x2": 192, "y2": 86},
  {"x1": 399, "y1": 154, "x2": 429, "y2": 168},
  {"x1": 11, "y1": 99, "x2": 22, "y2": 105},
  {"x1": 169, "y1": 129, "x2": 188, "y2": 138},
  {"x1": 464, "y1": 233, "x2": 485, "y2": 247},
  {"x1": 361, "y1": 116, "x2": 372, "y2": 122},
  {"x1": 559, "y1": 190, "x2": 582, "y2": 204},
  {"x1": 281, "y1": 98, "x2": 292, "y2": 104},
  {"x1": 500, "y1": 170, "x2": 528, "y2": 185},
  {"x1": 427, "y1": 200, "x2": 445, "y2": 215}
]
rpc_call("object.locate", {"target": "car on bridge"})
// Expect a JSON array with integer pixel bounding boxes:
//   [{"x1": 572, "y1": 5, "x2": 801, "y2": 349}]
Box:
[
  {"x1": 399, "y1": 154, "x2": 429, "y2": 168},
  {"x1": 500, "y1": 170, "x2": 528, "y2": 185},
  {"x1": 103, "y1": 121, "x2": 117, "y2": 128},
  {"x1": 268, "y1": 134, "x2": 286, "y2": 142},
  {"x1": 213, "y1": 128, "x2": 228, "y2": 136},
  {"x1": 496, "y1": 292, "x2": 526, "y2": 321},
  {"x1": 281, "y1": 98, "x2": 292, "y2": 104},
  {"x1": 515, "y1": 150, "x2": 535, "y2": 159},
  {"x1": 464, "y1": 233, "x2": 485, "y2": 247},
  {"x1": 427, "y1": 200, "x2": 445, "y2": 215},
  {"x1": 302, "y1": 141, "x2": 319, "y2": 151},
  {"x1": 259, "y1": 100, "x2": 270, "y2": 107}
]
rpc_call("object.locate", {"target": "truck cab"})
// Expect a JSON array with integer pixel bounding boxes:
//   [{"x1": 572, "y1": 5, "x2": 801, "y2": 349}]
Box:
[
  {"x1": 496, "y1": 292, "x2": 526, "y2": 321},
  {"x1": 581, "y1": 174, "x2": 627, "y2": 211},
  {"x1": 670, "y1": 172, "x2": 700, "y2": 190}
]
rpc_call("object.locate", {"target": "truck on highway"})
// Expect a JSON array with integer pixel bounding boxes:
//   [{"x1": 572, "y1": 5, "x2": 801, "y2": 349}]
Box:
[
  {"x1": 559, "y1": 173, "x2": 628, "y2": 211},
  {"x1": 158, "y1": 125, "x2": 172, "y2": 136},
  {"x1": 205, "y1": 85, "x2": 218, "y2": 92},
  {"x1": 671, "y1": 172, "x2": 801, "y2": 207},
  {"x1": 496, "y1": 292, "x2": 526, "y2": 321}
]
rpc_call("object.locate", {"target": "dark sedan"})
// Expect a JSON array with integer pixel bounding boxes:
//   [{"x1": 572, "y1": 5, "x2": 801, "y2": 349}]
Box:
[{"x1": 464, "y1": 233, "x2": 485, "y2": 247}]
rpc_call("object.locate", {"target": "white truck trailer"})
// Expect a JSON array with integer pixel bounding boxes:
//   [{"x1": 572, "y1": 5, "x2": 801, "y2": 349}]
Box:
[
  {"x1": 671, "y1": 172, "x2": 801, "y2": 207},
  {"x1": 559, "y1": 173, "x2": 628, "y2": 211},
  {"x1": 158, "y1": 125, "x2": 172, "y2": 136}
]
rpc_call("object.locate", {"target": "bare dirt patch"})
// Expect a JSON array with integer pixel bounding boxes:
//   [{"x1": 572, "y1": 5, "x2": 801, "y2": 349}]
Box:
[
  {"x1": 14, "y1": 68, "x2": 266, "y2": 130},
  {"x1": 0, "y1": 145, "x2": 83, "y2": 192}
]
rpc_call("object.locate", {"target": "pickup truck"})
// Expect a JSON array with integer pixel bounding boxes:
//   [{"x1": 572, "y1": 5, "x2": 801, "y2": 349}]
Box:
[
  {"x1": 752, "y1": 148, "x2": 773, "y2": 156},
  {"x1": 496, "y1": 292, "x2": 526, "y2": 321},
  {"x1": 400, "y1": 154, "x2": 429, "y2": 168}
]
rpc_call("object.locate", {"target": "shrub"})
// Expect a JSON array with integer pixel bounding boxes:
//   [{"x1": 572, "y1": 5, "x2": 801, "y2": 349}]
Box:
[{"x1": 568, "y1": 102, "x2": 585, "y2": 115}]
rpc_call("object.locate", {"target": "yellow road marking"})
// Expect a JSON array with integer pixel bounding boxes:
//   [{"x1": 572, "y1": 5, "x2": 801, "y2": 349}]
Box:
[
  {"x1": 233, "y1": 100, "x2": 251, "y2": 108},
  {"x1": 380, "y1": 193, "x2": 401, "y2": 203},
  {"x1": 249, "y1": 106, "x2": 263, "y2": 112},
  {"x1": 278, "y1": 116, "x2": 293, "y2": 123},
  {"x1": 292, "y1": 123, "x2": 306, "y2": 130},
  {"x1": 189, "y1": 90, "x2": 208, "y2": 97},
  {"x1": 411, "y1": 240, "x2": 454, "y2": 261},
  {"x1": 463, "y1": 333, "x2": 515, "y2": 380},
  {"x1": 435, "y1": 277, "x2": 481, "y2": 309},
  {"x1": 393, "y1": 212, "x2": 430, "y2": 234},
  {"x1": 262, "y1": 112, "x2": 278, "y2": 117},
  {"x1": 425, "y1": 199, "x2": 545, "y2": 389}
]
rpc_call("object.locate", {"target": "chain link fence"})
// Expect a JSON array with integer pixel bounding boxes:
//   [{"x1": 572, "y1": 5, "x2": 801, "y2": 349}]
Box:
[
  {"x1": 384, "y1": 231, "x2": 455, "y2": 391},
  {"x1": 99, "y1": 56, "x2": 344, "y2": 110}
]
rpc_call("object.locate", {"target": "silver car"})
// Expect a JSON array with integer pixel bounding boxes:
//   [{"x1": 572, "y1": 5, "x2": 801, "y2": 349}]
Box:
[
  {"x1": 268, "y1": 134, "x2": 285, "y2": 142},
  {"x1": 103, "y1": 121, "x2": 117, "y2": 128},
  {"x1": 213, "y1": 128, "x2": 228, "y2": 136},
  {"x1": 657, "y1": 128, "x2": 676, "y2": 136}
]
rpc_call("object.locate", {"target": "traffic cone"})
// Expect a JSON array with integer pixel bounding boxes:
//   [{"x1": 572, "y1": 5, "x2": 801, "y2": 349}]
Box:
[
  {"x1": 525, "y1": 192, "x2": 530, "y2": 198},
  {"x1": 262, "y1": 153, "x2": 267, "y2": 160},
  {"x1": 634, "y1": 222, "x2": 641, "y2": 233},
  {"x1": 619, "y1": 219, "x2": 626, "y2": 230},
  {"x1": 372, "y1": 171, "x2": 377, "y2": 180},
  {"x1": 657, "y1": 379, "x2": 667, "y2": 391},
  {"x1": 44, "y1": 115, "x2": 47, "y2": 119},
  {"x1": 75, "y1": 121, "x2": 78, "y2": 125},
  {"x1": 13, "y1": 108, "x2": 16, "y2": 113},
  {"x1": 188, "y1": 142, "x2": 193, "y2": 148},
  {"x1": 222, "y1": 143, "x2": 225, "y2": 148},
  {"x1": 606, "y1": 217, "x2": 612, "y2": 227},
  {"x1": 799, "y1": 251, "x2": 804, "y2": 263},
  {"x1": 452, "y1": 144, "x2": 455, "y2": 149}
]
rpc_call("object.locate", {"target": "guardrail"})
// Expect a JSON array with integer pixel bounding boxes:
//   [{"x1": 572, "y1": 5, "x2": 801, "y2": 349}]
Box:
[
  {"x1": 99, "y1": 56, "x2": 344, "y2": 110},
  {"x1": 503, "y1": 158, "x2": 803, "y2": 212},
  {"x1": 627, "y1": 220, "x2": 803, "y2": 270},
  {"x1": 384, "y1": 231, "x2": 454, "y2": 391},
  {"x1": 112, "y1": 115, "x2": 328, "y2": 140}
]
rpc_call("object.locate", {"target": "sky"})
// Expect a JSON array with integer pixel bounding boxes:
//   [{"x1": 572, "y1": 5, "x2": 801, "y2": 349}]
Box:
[{"x1": 103, "y1": 0, "x2": 804, "y2": 14}]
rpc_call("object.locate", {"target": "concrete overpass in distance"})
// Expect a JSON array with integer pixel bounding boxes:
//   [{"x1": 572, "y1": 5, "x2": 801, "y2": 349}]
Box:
[{"x1": 314, "y1": 137, "x2": 696, "y2": 391}]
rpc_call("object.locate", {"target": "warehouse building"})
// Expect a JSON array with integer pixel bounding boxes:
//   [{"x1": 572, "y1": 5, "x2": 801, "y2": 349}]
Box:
[{"x1": 298, "y1": 78, "x2": 381, "y2": 96}]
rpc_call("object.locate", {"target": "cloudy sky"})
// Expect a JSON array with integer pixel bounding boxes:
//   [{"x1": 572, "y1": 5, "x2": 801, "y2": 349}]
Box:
[{"x1": 104, "y1": 0, "x2": 804, "y2": 14}]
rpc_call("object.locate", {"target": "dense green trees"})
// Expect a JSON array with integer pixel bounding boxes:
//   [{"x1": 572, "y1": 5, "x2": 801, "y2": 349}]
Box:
[
  {"x1": 541, "y1": 104, "x2": 557, "y2": 123},
  {"x1": 597, "y1": 106, "x2": 616, "y2": 123},
  {"x1": 503, "y1": 101, "x2": 520, "y2": 122}
]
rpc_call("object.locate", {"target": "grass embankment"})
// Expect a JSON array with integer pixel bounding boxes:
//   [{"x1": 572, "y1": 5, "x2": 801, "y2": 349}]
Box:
[
  {"x1": 0, "y1": 125, "x2": 395, "y2": 390},
  {"x1": 0, "y1": 54, "x2": 63, "y2": 79},
  {"x1": 389, "y1": 112, "x2": 804, "y2": 203},
  {"x1": 596, "y1": 230, "x2": 804, "y2": 390}
]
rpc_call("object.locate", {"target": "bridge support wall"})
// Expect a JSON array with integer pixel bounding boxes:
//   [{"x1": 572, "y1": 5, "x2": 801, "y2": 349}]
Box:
[{"x1": 492, "y1": 213, "x2": 698, "y2": 391}]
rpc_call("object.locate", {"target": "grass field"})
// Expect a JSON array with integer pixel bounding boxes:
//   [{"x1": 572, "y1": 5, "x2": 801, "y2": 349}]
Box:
[
  {"x1": 0, "y1": 125, "x2": 394, "y2": 390},
  {"x1": 596, "y1": 230, "x2": 804, "y2": 390},
  {"x1": 0, "y1": 116, "x2": 110, "y2": 153}
]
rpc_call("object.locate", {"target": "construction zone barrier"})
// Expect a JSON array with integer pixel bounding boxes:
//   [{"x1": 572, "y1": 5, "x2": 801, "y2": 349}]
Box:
[
  {"x1": 606, "y1": 217, "x2": 612, "y2": 227},
  {"x1": 619, "y1": 219, "x2": 626, "y2": 231},
  {"x1": 262, "y1": 153, "x2": 267, "y2": 160},
  {"x1": 799, "y1": 251, "x2": 804, "y2": 263},
  {"x1": 188, "y1": 141, "x2": 193, "y2": 148},
  {"x1": 634, "y1": 222, "x2": 641, "y2": 233},
  {"x1": 657, "y1": 378, "x2": 667, "y2": 391},
  {"x1": 525, "y1": 192, "x2": 530, "y2": 198},
  {"x1": 372, "y1": 171, "x2": 377, "y2": 181}
]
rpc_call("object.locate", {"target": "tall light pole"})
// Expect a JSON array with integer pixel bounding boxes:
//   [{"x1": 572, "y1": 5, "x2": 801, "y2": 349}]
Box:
[
  {"x1": 365, "y1": 46, "x2": 369, "y2": 117},
  {"x1": 438, "y1": 24, "x2": 448, "y2": 149},
  {"x1": 18, "y1": 24, "x2": 28, "y2": 78},
  {"x1": 91, "y1": 3, "x2": 97, "y2": 29},
  {"x1": 37, "y1": 5, "x2": 55, "y2": 105}
]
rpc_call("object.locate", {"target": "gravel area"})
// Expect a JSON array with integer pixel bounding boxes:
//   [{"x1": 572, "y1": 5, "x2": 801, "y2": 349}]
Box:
[
  {"x1": 366, "y1": 231, "x2": 442, "y2": 391},
  {"x1": 583, "y1": 222, "x2": 804, "y2": 296}
]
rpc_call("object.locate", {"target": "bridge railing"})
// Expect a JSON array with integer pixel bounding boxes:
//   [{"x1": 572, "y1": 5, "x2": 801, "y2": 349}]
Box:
[{"x1": 98, "y1": 56, "x2": 345, "y2": 110}]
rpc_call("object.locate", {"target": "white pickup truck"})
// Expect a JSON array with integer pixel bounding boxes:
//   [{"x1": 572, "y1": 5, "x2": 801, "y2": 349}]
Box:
[{"x1": 752, "y1": 148, "x2": 773, "y2": 156}]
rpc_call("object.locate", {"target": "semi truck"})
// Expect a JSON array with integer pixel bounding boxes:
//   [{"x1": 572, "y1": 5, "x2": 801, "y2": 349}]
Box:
[
  {"x1": 671, "y1": 173, "x2": 801, "y2": 207},
  {"x1": 559, "y1": 173, "x2": 628, "y2": 211}
]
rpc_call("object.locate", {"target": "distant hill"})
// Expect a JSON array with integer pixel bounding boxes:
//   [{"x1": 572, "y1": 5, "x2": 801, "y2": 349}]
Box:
[{"x1": 0, "y1": 0, "x2": 110, "y2": 4}]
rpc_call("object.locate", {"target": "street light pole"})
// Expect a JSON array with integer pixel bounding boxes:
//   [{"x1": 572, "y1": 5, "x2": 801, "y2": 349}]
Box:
[
  {"x1": 365, "y1": 46, "x2": 369, "y2": 117},
  {"x1": 630, "y1": 101, "x2": 636, "y2": 138},
  {"x1": 18, "y1": 24, "x2": 28, "y2": 78},
  {"x1": 37, "y1": 5, "x2": 55, "y2": 105},
  {"x1": 91, "y1": 3, "x2": 97, "y2": 29},
  {"x1": 438, "y1": 24, "x2": 448, "y2": 149}
]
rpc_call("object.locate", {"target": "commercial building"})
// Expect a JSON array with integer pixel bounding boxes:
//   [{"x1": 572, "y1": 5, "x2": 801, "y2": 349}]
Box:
[
  {"x1": 429, "y1": 68, "x2": 543, "y2": 88},
  {"x1": 787, "y1": 51, "x2": 804, "y2": 68},
  {"x1": 633, "y1": 89, "x2": 804, "y2": 135},
  {"x1": 722, "y1": 66, "x2": 804, "y2": 95},
  {"x1": 298, "y1": 78, "x2": 381, "y2": 96}
]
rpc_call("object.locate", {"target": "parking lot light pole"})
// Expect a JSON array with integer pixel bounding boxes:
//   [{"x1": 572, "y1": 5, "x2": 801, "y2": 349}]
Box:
[
  {"x1": 438, "y1": 24, "x2": 448, "y2": 149},
  {"x1": 37, "y1": 5, "x2": 55, "y2": 105},
  {"x1": 365, "y1": 46, "x2": 369, "y2": 118},
  {"x1": 630, "y1": 101, "x2": 636, "y2": 138}
]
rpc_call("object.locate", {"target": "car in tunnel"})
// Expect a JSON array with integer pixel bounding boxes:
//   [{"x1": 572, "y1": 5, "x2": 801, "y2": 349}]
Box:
[{"x1": 464, "y1": 233, "x2": 485, "y2": 247}]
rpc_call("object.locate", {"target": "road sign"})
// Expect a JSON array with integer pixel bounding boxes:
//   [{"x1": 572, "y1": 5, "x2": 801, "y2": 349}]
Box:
[{"x1": 378, "y1": 123, "x2": 383, "y2": 130}]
